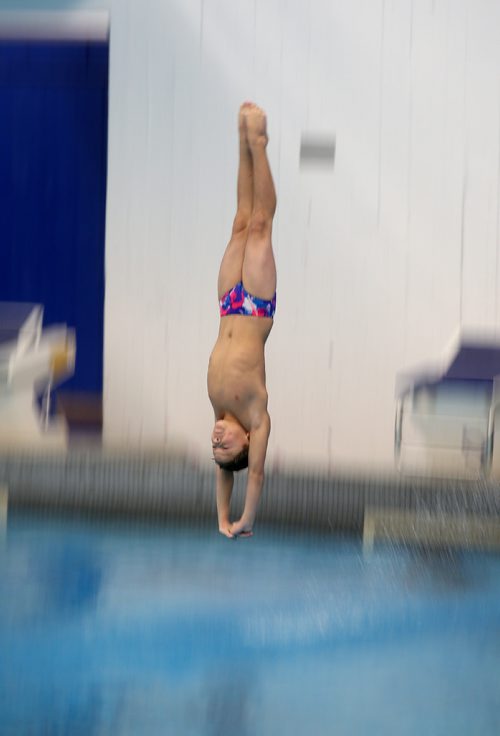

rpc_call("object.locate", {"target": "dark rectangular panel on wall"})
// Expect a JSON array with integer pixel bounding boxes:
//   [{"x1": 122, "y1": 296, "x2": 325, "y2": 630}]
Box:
[{"x1": 0, "y1": 40, "x2": 108, "y2": 417}]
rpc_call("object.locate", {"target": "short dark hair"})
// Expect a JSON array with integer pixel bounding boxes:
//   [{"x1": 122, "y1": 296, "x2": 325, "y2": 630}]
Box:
[{"x1": 215, "y1": 446, "x2": 249, "y2": 472}]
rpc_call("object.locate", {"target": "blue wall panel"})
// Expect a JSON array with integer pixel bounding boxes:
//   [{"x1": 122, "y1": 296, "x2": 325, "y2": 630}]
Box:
[{"x1": 0, "y1": 41, "x2": 108, "y2": 394}]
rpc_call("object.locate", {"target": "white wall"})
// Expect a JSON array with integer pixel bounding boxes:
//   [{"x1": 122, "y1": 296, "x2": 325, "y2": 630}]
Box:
[
  {"x1": 6, "y1": 0, "x2": 497, "y2": 471},
  {"x1": 102, "y1": 0, "x2": 500, "y2": 471}
]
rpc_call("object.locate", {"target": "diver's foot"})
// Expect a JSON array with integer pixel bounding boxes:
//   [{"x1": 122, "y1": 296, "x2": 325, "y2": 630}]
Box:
[
  {"x1": 244, "y1": 103, "x2": 268, "y2": 149},
  {"x1": 239, "y1": 101, "x2": 252, "y2": 146}
]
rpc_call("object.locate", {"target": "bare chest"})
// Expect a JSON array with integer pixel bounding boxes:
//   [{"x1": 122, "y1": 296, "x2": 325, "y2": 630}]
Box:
[{"x1": 207, "y1": 336, "x2": 267, "y2": 421}]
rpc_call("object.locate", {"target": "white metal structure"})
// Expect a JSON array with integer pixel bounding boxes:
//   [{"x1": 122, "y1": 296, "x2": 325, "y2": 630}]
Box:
[
  {"x1": 395, "y1": 330, "x2": 500, "y2": 478},
  {"x1": 0, "y1": 303, "x2": 76, "y2": 448}
]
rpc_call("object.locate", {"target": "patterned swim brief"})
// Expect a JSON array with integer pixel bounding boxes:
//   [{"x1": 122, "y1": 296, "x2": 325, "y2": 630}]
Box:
[{"x1": 219, "y1": 281, "x2": 276, "y2": 318}]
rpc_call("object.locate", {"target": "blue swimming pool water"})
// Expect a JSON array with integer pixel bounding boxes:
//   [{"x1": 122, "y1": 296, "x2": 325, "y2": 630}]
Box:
[{"x1": 1, "y1": 512, "x2": 500, "y2": 735}]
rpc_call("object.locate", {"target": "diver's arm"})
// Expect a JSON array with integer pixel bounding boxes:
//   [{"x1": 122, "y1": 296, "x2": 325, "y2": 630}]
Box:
[
  {"x1": 231, "y1": 412, "x2": 270, "y2": 536},
  {"x1": 216, "y1": 464, "x2": 235, "y2": 538}
]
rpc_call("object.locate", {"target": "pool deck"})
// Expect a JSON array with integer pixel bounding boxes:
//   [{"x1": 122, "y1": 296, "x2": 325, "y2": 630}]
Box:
[{"x1": 1, "y1": 449, "x2": 500, "y2": 548}]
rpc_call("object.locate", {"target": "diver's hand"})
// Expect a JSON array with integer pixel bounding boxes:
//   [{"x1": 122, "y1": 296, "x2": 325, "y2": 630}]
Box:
[
  {"x1": 230, "y1": 518, "x2": 254, "y2": 538},
  {"x1": 218, "y1": 523, "x2": 235, "y2": 539}
]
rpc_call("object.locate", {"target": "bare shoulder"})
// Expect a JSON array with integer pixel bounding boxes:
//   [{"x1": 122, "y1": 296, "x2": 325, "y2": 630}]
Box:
[{"x1": 247, "y1": 408, "x2": 271, "y2": 477}]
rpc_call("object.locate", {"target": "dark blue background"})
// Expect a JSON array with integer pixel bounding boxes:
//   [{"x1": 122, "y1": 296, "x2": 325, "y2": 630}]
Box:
[{"x1": 0, "y1": 40, "x2": 108, "y2": 394}]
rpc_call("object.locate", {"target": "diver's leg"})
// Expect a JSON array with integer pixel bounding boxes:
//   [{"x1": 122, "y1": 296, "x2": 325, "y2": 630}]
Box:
[
  {"x1": 241, "y1": 104, "x2": 277, "y2": 300},
  {"x1": 217, "y1": 103, "x2": 254, "y2": 299}
]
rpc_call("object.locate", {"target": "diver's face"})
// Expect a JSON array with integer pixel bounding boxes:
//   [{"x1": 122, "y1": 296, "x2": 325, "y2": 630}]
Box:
[{"x1": 211, "y1": 420, "x2": 248, "y2": 464}]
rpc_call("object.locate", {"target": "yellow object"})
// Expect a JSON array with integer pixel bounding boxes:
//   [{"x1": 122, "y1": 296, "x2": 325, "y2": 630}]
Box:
[
  {"x1": 50, "y1": 337, "x2": 76, "y2": 381},
  {"x1": 0, "y1": 485, "x2": 7, "y2": 530}
]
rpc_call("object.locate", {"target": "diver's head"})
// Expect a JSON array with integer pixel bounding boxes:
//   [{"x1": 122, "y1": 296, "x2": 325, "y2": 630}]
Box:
[{"x1": 212, "y1": 418, "x2": 249, "y2": 472}]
